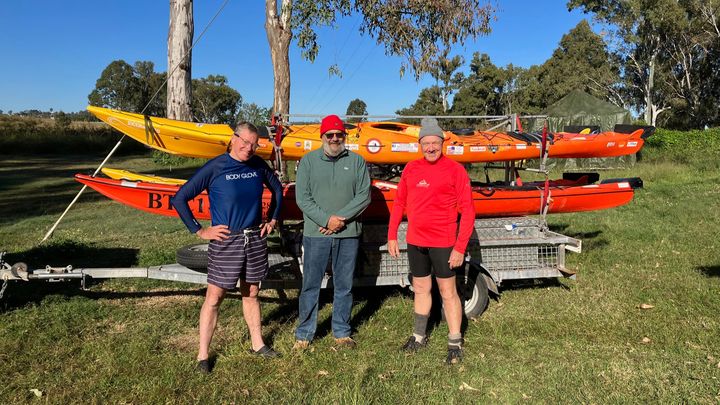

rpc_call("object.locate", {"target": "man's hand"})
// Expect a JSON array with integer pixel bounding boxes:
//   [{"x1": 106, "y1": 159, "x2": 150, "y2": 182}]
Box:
[
  {"x1": 448, "y1": 249, "x2": 465, "y2": 269},
  {"x1": 260, "y1": 219, "x2": 277, "y2": 237},
  {"x1": 318, "y1": 226, "x2": 335, "y2": 235},
  {"x1": 387, "y1": 239, "x2": 400, "y2": 258},
  {"x1": 327, "y1": 215, "x2": 346, "y2": 232},
  {"x1": 196, "y1": 225, "x2": 230, "y2": 241}
]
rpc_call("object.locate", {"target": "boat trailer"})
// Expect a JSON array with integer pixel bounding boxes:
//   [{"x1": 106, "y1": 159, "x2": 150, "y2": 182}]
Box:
[{"x1": 2, "y1": 217, "x2": 580, "y2": 318}]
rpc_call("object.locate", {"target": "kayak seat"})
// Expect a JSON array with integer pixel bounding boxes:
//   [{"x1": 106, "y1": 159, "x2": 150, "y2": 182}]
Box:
[
  {"x1": 507, "y1": 131, "x2": 540, "y2": 144},
  {"x1": 450, "y1": 128, "x2": 475, "y2": 136},
  {"x1": 508, "y1": 131, "x2": 555, "y2": 144},
  {"x1": 562, "y1": 172, "x2": 600, "y2": 184},
  {"x1": 563, "y1": 125, "x2": 600, "y2": 134}
]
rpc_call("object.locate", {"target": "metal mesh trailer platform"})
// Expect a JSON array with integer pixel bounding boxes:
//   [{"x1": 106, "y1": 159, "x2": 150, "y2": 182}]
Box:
[
  {"x1": 356, "y1": 216, "x2": 580, "y2": 287},
  {"x1": 2, "y1": 217, "x2": 580, "y2": 317}
]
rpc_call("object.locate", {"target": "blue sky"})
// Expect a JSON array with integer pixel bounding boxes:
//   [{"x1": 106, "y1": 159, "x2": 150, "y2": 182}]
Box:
[{"x1": 0, "y1": 1, "x2": 590, "y2": 119}]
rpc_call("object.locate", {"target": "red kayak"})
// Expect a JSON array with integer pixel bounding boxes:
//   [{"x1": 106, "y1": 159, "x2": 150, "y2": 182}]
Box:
[{"x1": 75, "y1": 173, "x2": 641, "y2": 221}]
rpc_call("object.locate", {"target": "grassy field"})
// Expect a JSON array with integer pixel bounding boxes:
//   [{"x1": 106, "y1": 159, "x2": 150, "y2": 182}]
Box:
[{"x1": 1, "y1": 147, "x2": 719, "y2": 403}]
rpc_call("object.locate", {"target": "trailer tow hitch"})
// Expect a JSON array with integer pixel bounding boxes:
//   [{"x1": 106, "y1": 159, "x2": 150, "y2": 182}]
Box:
[{"x1": 0, "y1": 251, "x2": 30, "y2": 299}]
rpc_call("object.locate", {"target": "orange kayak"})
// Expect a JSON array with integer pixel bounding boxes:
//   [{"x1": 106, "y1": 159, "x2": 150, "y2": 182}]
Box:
[
  {"x1": 87, "y1": 106, "x2": 653, "y2": 164},
  {"x1": 75, "y1": 173, "x2": 641, "y2": 221}
]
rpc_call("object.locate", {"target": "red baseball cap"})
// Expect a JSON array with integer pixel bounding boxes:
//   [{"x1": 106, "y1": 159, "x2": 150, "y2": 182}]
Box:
[{"x1": 320, "y1": 114, "x2": 346, "y2": 136}]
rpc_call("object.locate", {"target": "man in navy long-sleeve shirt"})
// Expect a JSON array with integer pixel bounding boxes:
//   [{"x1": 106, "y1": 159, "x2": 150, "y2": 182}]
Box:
[{"x1": 171, "y1": 122, "x2": 283, "y2": 373}]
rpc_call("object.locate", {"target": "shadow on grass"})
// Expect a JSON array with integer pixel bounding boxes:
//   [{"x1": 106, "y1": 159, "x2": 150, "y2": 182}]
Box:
[
  {"x1": 498, "y1": 277, "x2": 572, "y2": 292},
  {"x1": 312, "y1": 285, "x2": 399, "y2": 340},
  {"x1": 0, "y1": 183, "x2": 106, "y2": 225},
  {"x1": 0, "y1": 153, "x2": 201, "y2": 225},
  {"x1": 697, "y1": 265, "x2": 720, "y2": 278},
  {"x1": 549, "y1": 223, "x2": 603, "y2": 240},
  {"x1": 5, "y1": 240, "x2": 139, "y2": 269},
  {"x1": 261, "y1": 299, "x2": 299, "y2": 344},
  {"x1": 2, "y1": 240, "x2": 140, "y2": 312},
  {"x1": 0, "y1": 281, "x2": 208, "y2": 313}
]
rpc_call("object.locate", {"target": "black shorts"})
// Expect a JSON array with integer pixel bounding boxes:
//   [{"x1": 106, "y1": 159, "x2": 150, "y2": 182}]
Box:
[
  {"x1": 407, "y1": 244, "x2": 455, "y2": 279},
  {"x1": 206, "y1": 228, "x2": 268, "y2": 289}
]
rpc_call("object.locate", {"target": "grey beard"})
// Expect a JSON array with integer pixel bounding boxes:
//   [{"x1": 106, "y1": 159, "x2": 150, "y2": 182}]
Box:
[{"x1": 322, "y1": 142, "x2": 346, "y2": 157}]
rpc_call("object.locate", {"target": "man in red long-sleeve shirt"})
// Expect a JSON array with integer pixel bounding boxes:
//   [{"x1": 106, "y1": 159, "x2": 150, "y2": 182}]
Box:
[{"x1": 387, "y1": 117, "x2": 475, "y2": 365}]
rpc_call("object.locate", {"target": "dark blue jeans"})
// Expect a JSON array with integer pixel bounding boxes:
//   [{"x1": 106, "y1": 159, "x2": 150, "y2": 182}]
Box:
[{"x1": 295, "y1": 236, "x2": 359, "y2": 341}]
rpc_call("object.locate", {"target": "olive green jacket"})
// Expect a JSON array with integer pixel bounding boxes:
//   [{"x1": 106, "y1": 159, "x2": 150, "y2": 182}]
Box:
[{"x1": 295, "y1": 148, "x2": 371, "y2": 237}]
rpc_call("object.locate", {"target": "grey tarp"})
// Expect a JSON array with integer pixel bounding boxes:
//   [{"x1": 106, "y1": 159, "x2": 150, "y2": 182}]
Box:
[{"x1": 544, "y1": 89, "x2": 631, "y2": 132}]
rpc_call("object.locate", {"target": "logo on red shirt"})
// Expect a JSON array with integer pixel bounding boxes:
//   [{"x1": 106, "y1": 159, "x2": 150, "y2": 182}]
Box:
[{"x1": 416, "y1": 179, "x2": 430, "y2": 188}]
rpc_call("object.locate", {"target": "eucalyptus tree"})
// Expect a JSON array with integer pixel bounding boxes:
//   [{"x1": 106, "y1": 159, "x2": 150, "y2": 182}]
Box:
[
  {"x1": 656, "y1": 0, "x2": 720, "y2": 128},
  {"x1": 88, "y1": 60, "x2": 143, "y2": 112},
  {"x1": 265, "y1": 0, "x2": 495, "y2": 115},
  {"x1": 167, "y1": 0, "x2": 193, "y2": 120},
  {"x1": 191, "y1": 75, "x2": 242, "y2": 124},
  {"x1": 534, "y1": 20, "x2": 621, "y2": 108},
  {"x1": 431, "y1": 49, "x2": 465, "y2": 113},
  {"x1": 395, "y1": 86, "x2": 445, "y2": 124},
  {"x1": 346, "y1": 98, "x2": 368, "y2": 122}
]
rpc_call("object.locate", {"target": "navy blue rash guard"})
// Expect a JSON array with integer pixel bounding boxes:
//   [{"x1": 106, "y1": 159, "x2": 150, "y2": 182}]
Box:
[{"x1": 171, "y1": 153, "x2": 283, "y2": 234}]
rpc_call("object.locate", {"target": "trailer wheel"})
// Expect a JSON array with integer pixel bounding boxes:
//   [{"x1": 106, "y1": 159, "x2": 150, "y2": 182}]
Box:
[
  {"x1": 176, "y1": 244, "x2": 209, "y2": 273},
  {"x1": 456, "y1": 264, "x2": 489, "y2": 319}
]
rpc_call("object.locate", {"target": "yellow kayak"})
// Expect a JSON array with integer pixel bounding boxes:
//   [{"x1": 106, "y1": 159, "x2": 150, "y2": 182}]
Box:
[
  {"x1": 89, "y1": 105, "x2": 417, "y2": 161},
  {"x1": 100, "y1": 168, "x2": 186, "y2": 185},
  {"x1": 88, "y1": 106, "x2": 652, "y2": 163}
]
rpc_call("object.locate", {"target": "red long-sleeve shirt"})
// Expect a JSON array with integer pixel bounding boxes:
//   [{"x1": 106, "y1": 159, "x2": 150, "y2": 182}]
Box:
[{"x1": 387, "y1": 155, "x2": 475, "y2": 253}]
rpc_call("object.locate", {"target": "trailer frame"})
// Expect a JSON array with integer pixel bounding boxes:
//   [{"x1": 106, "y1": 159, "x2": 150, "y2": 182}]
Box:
[{"x1": 2, "y1": 217, "x2": 580, "y2": 317}]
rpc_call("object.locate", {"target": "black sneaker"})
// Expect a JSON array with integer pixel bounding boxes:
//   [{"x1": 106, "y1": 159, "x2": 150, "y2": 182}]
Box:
[
  {"x1": 401, "y1": 336, "x2": 428, "y2": 353},
  {"x1": 196, "y1": 359, "x2": 211, "y2": 374},
  {"x1": 445, "y1": 347, "x2": 463, "y2": 365},
  {"x1": 249, "y1": 345, "x2": 281, "y2": 358}
]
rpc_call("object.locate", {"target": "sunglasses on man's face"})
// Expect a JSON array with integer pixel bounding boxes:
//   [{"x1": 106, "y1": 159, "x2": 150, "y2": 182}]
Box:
[{"x1": 324, "y1": 132, "x2": 346, "y2": 140}]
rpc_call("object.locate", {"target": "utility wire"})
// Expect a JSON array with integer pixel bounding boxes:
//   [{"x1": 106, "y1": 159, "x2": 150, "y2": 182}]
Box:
[
  {"x1": 306, "y1": 17, "x2": 365, "y2": 115},
  {"x1": 42, "y1": 0, "x2": 231, "y2": 242}
]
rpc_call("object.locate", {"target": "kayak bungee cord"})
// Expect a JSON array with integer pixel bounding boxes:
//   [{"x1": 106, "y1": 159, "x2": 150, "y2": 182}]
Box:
[{"x1": 42, "y1": 0, "x2": 231, "y2": 242}]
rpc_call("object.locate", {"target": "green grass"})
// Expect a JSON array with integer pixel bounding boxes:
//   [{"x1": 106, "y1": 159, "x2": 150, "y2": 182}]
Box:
[{"x1": 1, "y1": 146, "x2": 719, "y2": 403}]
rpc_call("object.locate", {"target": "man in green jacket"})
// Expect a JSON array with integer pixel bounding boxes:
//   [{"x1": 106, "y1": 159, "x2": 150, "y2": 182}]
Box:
[{"x1": 294, "y1": 114, "x2": 371, "y2": 350}]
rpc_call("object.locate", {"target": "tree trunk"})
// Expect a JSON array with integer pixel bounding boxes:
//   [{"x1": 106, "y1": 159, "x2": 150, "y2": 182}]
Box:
[
  {"x1": 167, "y1": 0, "x2": 193, "y2": 120},
  {"x1": 441, "y1": 88, "x2": 449, "y2": 112},
  {"x1": 265, "y1": 0, "x2": 293, "y2": 116},
  {"x1": 643, "y1": 54, "x2": 655, "y2": 125}
]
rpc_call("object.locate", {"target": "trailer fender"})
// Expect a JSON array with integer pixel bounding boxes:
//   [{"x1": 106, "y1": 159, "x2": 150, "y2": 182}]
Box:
[{"x1": 468, "y1": 259, "x2": 499, "y2": 297}]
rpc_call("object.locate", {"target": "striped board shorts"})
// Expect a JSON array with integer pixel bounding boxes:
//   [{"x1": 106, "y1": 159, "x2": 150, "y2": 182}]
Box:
[{"x1": 206, "y1": 228, "x2": 269, "y2": 289}]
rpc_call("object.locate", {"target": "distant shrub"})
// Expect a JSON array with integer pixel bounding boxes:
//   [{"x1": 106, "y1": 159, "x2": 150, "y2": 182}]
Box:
[
  {"x1": 646, "y1": 127, "x2": 720, "y2": 149},
  {"x1": 0, "y1": 115, "x2": 146, "y2": 155},
  {"x1": 643, "y1": 127, "x2": 720, "y2": 169},
  {"x1": 151, "y1": 150, "x2": 206, "y2": 168},
  {"x1": 54, "y1": 112, "x2": 72, "y2": 130}
]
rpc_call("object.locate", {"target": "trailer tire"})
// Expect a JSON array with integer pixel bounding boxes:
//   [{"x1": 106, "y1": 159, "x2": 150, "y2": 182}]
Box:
[
  {"x1": 176, "y1": 244, "x2": 209, "y2": 273},
  {"x1": 456, "y1": 264, "x2": 489, "y2": 319}
]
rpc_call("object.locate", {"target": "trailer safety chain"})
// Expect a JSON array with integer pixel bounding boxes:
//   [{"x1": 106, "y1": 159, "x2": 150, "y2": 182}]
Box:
[{"x1": 0, "y1": 275, "x2": 9, "y2": 300}]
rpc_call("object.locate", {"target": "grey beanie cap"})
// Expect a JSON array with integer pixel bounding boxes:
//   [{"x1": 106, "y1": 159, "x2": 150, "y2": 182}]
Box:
[{"x1": 418, "y1": 117, "x2": 444, "y2": 140}]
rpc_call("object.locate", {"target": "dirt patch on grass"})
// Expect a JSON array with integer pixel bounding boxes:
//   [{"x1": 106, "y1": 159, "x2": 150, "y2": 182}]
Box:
[
  {"x1": 165, "y1": 327, "x2": 198, "y2": 352},
  {"x1": 132, "y1": 294, "x2": 199, "y2": 309},
  {"x1": 164, "y1": 324, "x2": 245, "y2": 353}
]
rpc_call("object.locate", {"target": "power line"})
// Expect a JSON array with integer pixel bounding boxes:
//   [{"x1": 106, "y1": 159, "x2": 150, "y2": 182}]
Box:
[{"x1": 42, "y1": 0, "x2": 231, "y2": 242}]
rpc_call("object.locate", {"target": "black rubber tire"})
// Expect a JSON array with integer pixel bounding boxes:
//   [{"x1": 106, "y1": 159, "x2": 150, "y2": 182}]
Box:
[
  {"x1": 438, "y1": 263, "x2": 490, "y2": 320},
  {"x1": 455, "y1": 263, "x2": 490, "y2": 319},
  {"x1": 176, "y1": 243, "x2": 209, "y2": 273}
]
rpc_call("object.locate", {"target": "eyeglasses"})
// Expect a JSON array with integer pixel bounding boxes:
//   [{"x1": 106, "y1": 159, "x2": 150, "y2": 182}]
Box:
[
  {"x1": 323, "y1": 132, "x2": 346, "y2": 139},
  {"x1": 233, "y1": 132, "x2": 260, "y2": 150}
]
